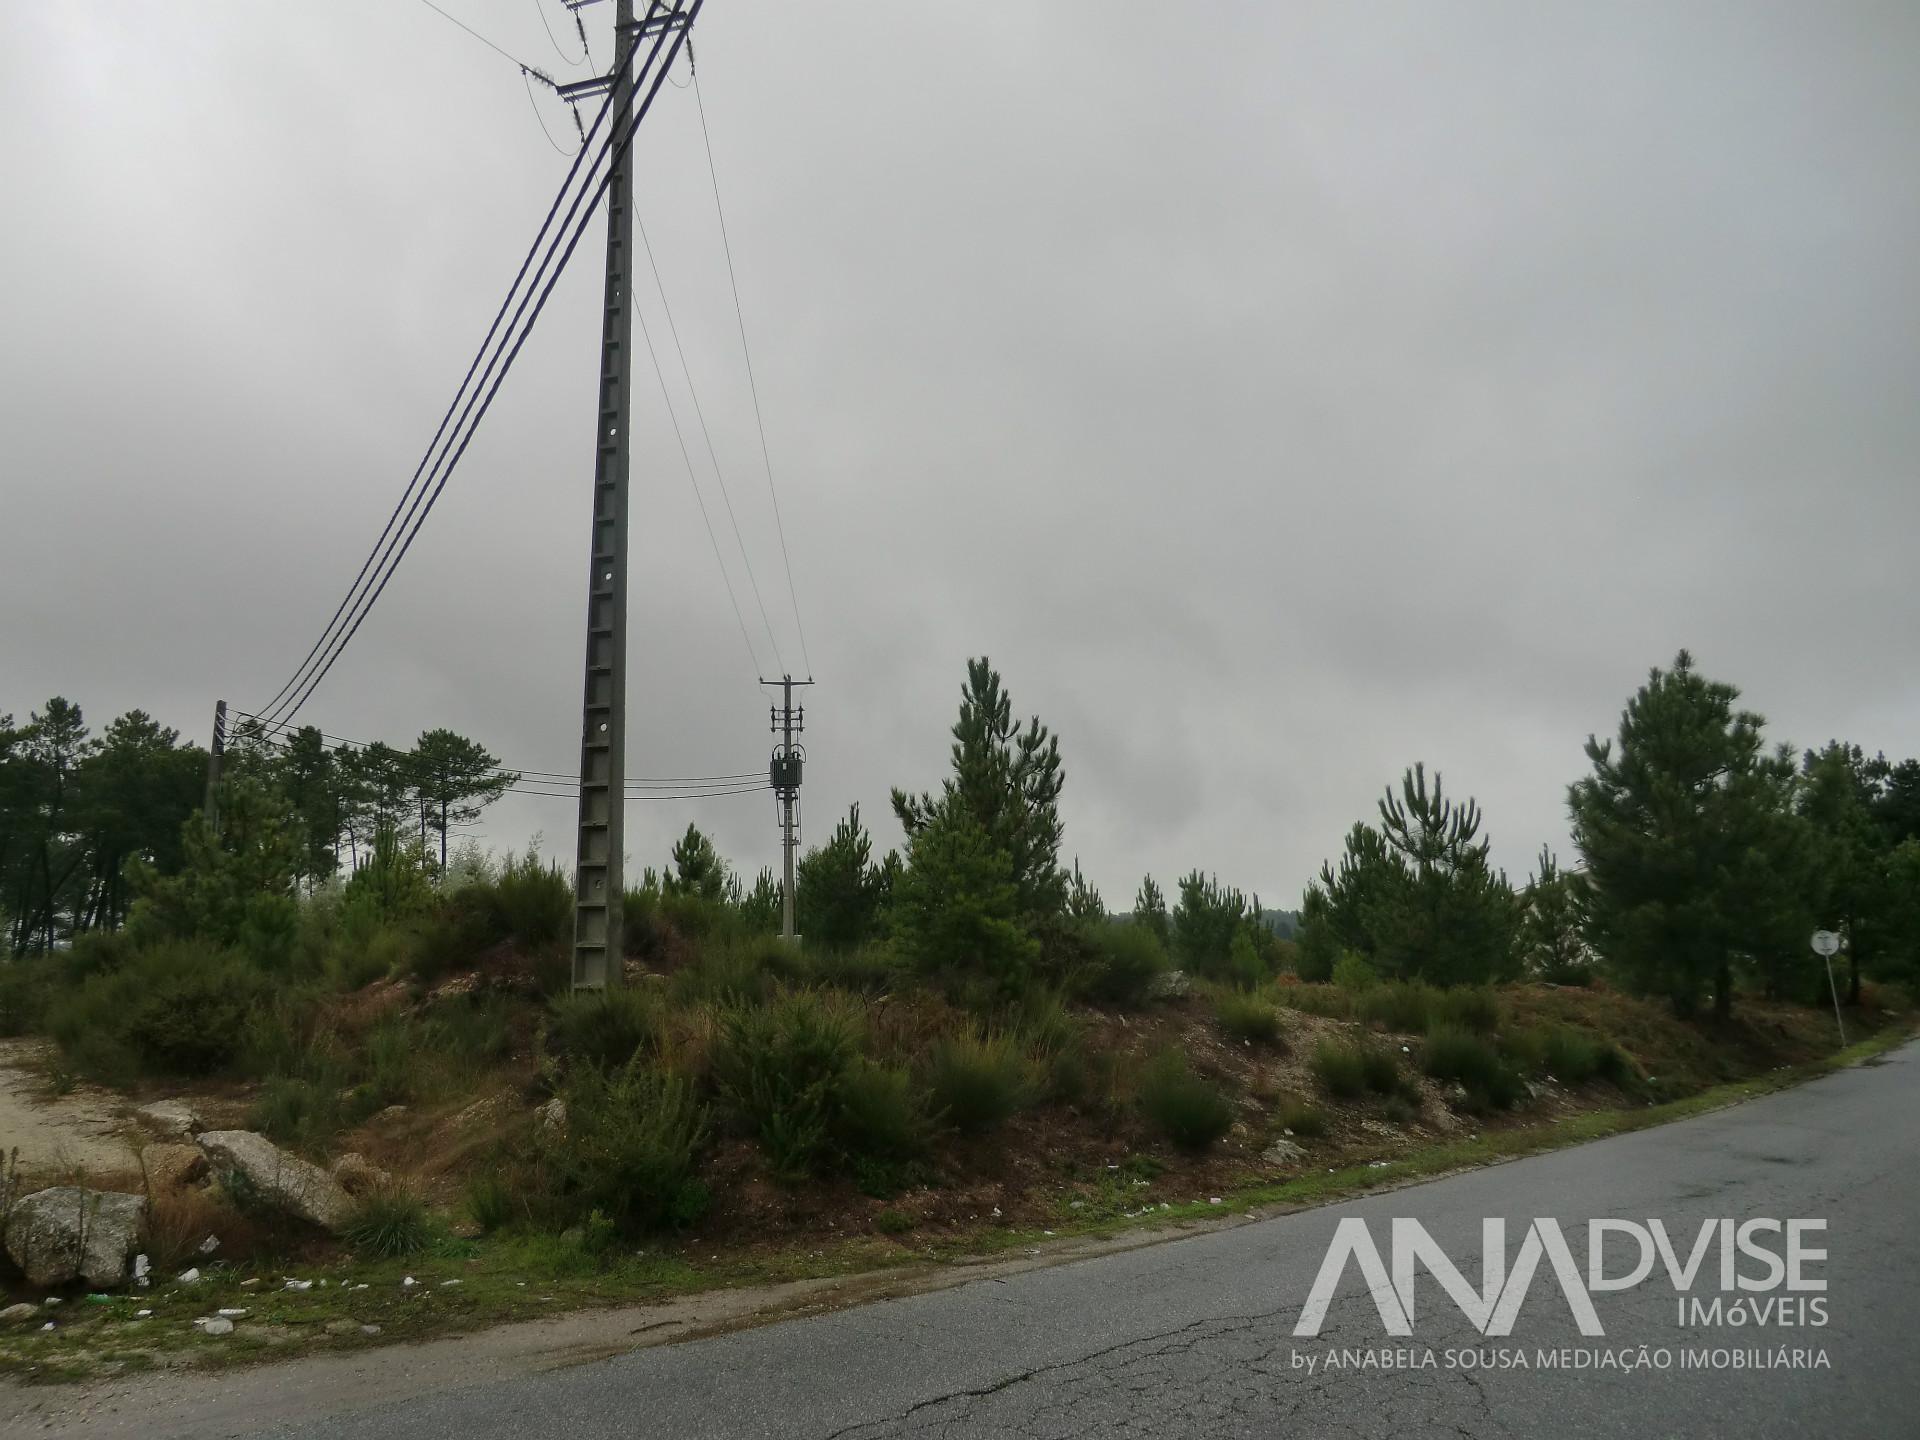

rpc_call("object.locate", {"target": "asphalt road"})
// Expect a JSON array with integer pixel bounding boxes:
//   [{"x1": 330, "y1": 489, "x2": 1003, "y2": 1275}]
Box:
[{"x1": 254, "y1": 1043, "x2": 1918, "y2": 1440}]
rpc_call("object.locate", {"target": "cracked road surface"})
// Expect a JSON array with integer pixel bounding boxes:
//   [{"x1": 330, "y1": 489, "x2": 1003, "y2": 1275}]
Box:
[{"x1": 92, "y1": 1044, "x2": 1920, "y2": 1437}]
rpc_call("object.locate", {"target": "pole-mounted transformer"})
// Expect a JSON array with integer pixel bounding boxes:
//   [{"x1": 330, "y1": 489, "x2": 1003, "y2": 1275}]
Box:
[{"x1": 764, "y1": 675, "x2": 812, "y2": 941}]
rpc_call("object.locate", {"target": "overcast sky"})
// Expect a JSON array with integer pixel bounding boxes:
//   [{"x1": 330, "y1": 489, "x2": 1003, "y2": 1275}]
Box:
[{"x1": 3, "y1": 1, "x2": 1916, "y2": 907}]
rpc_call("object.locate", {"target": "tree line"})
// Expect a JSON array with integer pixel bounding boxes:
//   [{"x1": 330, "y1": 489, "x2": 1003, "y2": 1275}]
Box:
[
  {"x1": 1295, "y1": 651, "x2": 1920, "y2": 1015},
  {"x1": 0, "y1": 699, "x2": 515, "y2": 955},
  {"x1": 11, "y1": 650, "x2": 1915, "y2": 1022}
]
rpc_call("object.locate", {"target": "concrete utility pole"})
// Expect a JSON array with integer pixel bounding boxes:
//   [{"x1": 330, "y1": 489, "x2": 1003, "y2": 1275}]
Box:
[
  {"x1": 570, "y1": 0, "x2": 638, "y2": 991},
  {"x1": 765, "y1": 675, "x2": 811, "y2": 941},
  {"x1": 204, "y1": 699, "x2": 228, "y2": 832}
]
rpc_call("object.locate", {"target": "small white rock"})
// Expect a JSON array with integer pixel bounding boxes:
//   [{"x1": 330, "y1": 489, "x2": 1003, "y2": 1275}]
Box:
[
  {"x1": 197, "y1": 1234, "x2": 220, "y2": 1255},
  {"x1": 135, "y1": 1309, "x2": 153, "y2": 1318},
  {"x1": 177, "y1": 1267, "x2": 200, "y2": 1284},
  {"x1": 197, "y1": 1316, "x2": 234, "y2": 1336},
  {"x1": 40, "y1": 1322, "x2": 54, "y2": 1332},
  {"x1": 284, "y1": 1279, "x2": 313, "y2": 1291},
  {"x1": 401, "y1": 1276, "x2": 418, "y2": 1288},
  {"x1": 439, "y1": 1279, "x2": 462, "y2": 1288},
  {"x1": 217, "y1": 1307, "x2": 248, "y2": 1317}
]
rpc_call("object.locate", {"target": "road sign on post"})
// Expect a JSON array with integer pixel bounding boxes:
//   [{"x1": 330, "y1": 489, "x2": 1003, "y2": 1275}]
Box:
[{"x1": 1811, "y1": 930, "x2": 1846, "y2": 1046}]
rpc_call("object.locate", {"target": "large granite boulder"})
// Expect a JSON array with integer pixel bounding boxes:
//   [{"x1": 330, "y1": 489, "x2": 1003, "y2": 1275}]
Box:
[
  {"x1": 196, "y1": 1131, "x2": 352, "y2": 1232},
  {"x1": 4, "y1": 1187, "x2": 146, "y2": 1288}
]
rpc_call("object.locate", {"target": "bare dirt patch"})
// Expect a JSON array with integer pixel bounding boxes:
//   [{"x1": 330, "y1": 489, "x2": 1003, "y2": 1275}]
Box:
[{"x1": 0, "y1": 1038, "x2": 139, "y2": 1183}]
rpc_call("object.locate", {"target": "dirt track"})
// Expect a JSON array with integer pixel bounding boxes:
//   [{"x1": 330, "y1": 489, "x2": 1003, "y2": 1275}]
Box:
[{"x1": 0, "y1": 1037, "x2": 137, "y2": 1181}]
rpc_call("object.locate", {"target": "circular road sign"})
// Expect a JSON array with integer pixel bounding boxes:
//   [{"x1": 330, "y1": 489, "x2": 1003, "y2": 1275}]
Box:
[{"x1": 1811, "y1": 929, "x2": 1841, "y2": 956}]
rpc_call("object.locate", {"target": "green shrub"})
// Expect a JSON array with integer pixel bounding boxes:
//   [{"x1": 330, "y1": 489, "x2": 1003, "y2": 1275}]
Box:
[
  {"x1": 1278, "y1": 984, "x2": 1353, "y2": 1020},
  {"x1": 0, "y1": 962, "x2": 50, "y2": 1037},
  {"x1": 1535, "y1": 1025, "x2": 1634, "y2": 1088},
  {"x1": 1359, "y1": 1045, "x2": 1405, "y2": 1096},
  {"x1": 1138, "y1": 1049, "x2": 1233, "y2": 1152},
  {"x1": 1079, "y1": 924, "x2": 1169, "y2": 1007},
  {"x1": 325, "y1": 924, "x2": 411, "y2": 990},
  {"x1": 423, "y1": 994, "x2": 515, "y2": 1068},
  {"x1": 713, "y1": 990, "x2": 863, "y2": 1176},
  {"x1": 1012, "y1": 990, "x2": 1080, "y2": 1059},
  {"x1": 250, "y1": 1076, "x2": 340, "y2": 1152},
  {"x1": 1273, "y1": 1096, "x2": 1327, "y2": 1137},
  {"x1": 672, "y1": 938, "x2": 805, "y2": 1008},
  {"x1": 489, "y1": 852, "x2": 573, "y2": 950},
  {"x1": 343, "y1": 1186, "x2": 433, "y2": 1257},
  {"x1": 1224, "y1": 929, "x2": 1269, "y2": 990},
  {"x1": 355, "y1": 1018, "x2": 423, "y2": 1111},
  {"x1": 874, "y1": 1208, "x2": 915, "y2": 1235},
  {"x1": 1214, "y1": 990, "x2": 1282, "y2": 1044},
  {"x1": 1311, "y1": 1038, "x2": 1404, "y2": 1099},
  {"x1": 47, "y1": 942, "x2": 265, "y2": 1081},
  {"x1": 61, "y1": 931, "x2": 135, "y2": 983},
  {"x1": 1356, "y1": 980, "x2": 1437, "y2": 1034},
  {"x1": 545, "y1": 1063, "x2": 710, "y2": 1232},
  {"x1": 926, "y1": 1032, "x2": 1032, "y2": 1135},
  {"x1": 1424, "y1": 1025, "x2": 1526, "y2": 1111},
  {"x1": 802, "y1": 943, "x2": 905, "y2": 994},
  {"x1": 834, "y1": 1059, "x2": 932, "y2": 1173},
  {"x1": 1434, "y1": 987, "x2": 1501, "y2": 1035},
  {"x1": 464, "y1": 1171, "x2": 517, "y2": 1234},
  {"x1": 547, "y1": 988, "x2": 660, "y2": 1073},
  {"x1": 1310, "y1": 1039, "x2": 1368, "y2": 1098},
  {"x1": 1331, "y1": 952, "x2": 1378, "y2": 991}
]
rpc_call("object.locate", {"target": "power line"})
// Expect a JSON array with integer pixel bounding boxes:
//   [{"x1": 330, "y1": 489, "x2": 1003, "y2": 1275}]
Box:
[
  {"x1": 230, "y1": 710, "x2": 758, "y2": 788},
  {"x1": 632, "y1": 197, "x2": 786, "y2": 675},
  {"x1": 630, "y1": 256, "x2": 767, "y2": 683},
  {"x1": 531, "y1": 0, "x2": 586, "y2": 66},
  {"x1": 523, "y1": 69, "x2": 578, "y2": 154},
  {"x1": 692, "y1": 61, "x2": 813, "y2": 680},
  {"x1": 413, "y1": 0, "x2": 543, "y2": 75},
  {"x1": 252, "y1": 67, "x2": 626, "y2": 727},
  {"x1": 255, "y1": 5, "x2": 697, "y2": 729}
]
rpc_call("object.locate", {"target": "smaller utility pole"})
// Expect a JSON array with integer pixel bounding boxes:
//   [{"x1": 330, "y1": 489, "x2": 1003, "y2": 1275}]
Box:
[
  {"x1": 763, "y1": 676, "x2": 812, "y2": 941},
  {"x1": 205, "y1": 699, "x2": 229, "y2": 831}
]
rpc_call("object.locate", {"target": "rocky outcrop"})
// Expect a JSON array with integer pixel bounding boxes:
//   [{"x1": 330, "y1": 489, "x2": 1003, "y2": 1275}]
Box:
[
  {"x1": 134, "y1": 1100, "x2": 200, "y2": 1137},
  {"x1": 329, "y1": 1152, "x2": 392, "y2": 1198},
  {"x1": 142, "y1": 1143, "x2": 209, "y2": 1193},
  {"x1": 1261, "y1": 1138, "x2": 1307, "y2": 1165},
  {"x1": 196, "y1": 1131, "x2": 352, "y2": 1232},
  {"x1": 3, "y1": 1187, "x2": 146, "y2": 1288}
]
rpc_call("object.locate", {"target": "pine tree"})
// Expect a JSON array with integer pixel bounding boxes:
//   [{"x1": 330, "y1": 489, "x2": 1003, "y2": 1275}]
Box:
[
  {"x1": 796, "y1": 803, "x2": 886, "y2": 947},
  {"x1": 892, "y1": 807, "x2": 1038, "y2": 993},
  {"x1": 667, "y1": 823, "x2": 728, "y2": 903},
  {"x1": 1297, "y1": 767, "x2": 1517, "y2": 986},
  {"x1": 1133, "y1": 875, "x2": 1170, "y2": 947},
  {"x1": 1519, "y1": 847, "x2": 1591, "y2": 984},
  {"x1": 738, "y1": 868, "x2": 782, "y2": 933},
  {"x1": 1371, "y1": 764, "x2": 1519, "y2": 985},
  {"x1": 1066, "y1": 859, "x2": 1105, "y2": 924},
  {"x1": 892, "y1": 657, "x2": 1067, "y2": 922},
  {"x1": 1569, "y1": 651, "x2": 1804, "y2": 1017},
  {"x1": 1172, "y1": 870, "x2": 1249, "y2": 978},
  {"x1": 410, "y1": 729, "x2": 516, "y2": 873}
]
